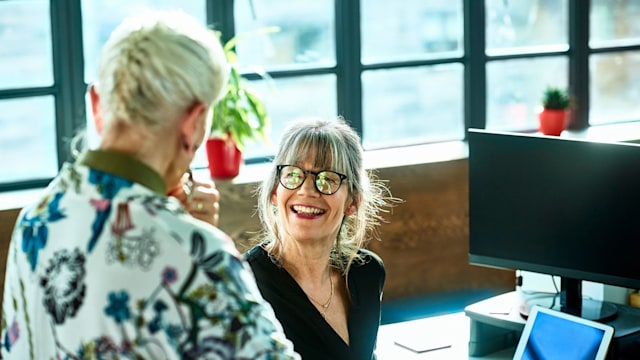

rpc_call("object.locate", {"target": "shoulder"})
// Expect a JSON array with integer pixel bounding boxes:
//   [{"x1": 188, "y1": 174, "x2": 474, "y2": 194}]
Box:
[
  {"x1": 243, "y1": 245, "x2": 278, "y2": 278},
  {"x1": 355, "y1": 248, "x2": 384, "y2": 271},
  {"x1": 243, "y1": 244, "x2": 267, "y2": 263},
  {"x1": 243, "y1": 244, "x2": 274, "y2": 271},
  {"x1": 349, "y1": 248, "x2": 385, "y2": 285},
  {"x1": 347, "y1": 249, "x2": 385, "y2": 303}
]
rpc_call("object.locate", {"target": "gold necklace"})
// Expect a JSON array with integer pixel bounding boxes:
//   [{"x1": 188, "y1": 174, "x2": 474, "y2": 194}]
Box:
[{"x1": 306, "y1": 273, "x2": 334, "y2": 319}]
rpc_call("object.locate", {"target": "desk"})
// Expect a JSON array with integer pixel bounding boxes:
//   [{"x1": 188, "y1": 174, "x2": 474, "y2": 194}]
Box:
[{"x1": 376, "y1": 312, "x2": 515, "y2": 359}]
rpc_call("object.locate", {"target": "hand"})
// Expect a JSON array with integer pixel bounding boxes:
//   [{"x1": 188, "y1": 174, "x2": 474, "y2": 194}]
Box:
[{"x1": 168, "y1": 171, "x2": 220, "y2": 227}]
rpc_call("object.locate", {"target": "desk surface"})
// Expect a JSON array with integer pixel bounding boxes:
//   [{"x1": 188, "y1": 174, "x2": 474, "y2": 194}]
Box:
[{"x1": 376, "y1": 312, "x2": 515, "y2": 359}]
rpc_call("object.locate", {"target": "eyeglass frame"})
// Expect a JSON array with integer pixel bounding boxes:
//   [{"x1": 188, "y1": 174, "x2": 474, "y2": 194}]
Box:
[{"x1": 276, "y1": 164, "x2": 348, "y2": 195}]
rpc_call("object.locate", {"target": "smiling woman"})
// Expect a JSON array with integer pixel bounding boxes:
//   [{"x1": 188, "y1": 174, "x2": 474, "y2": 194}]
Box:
[{"x1": 244, "y1": 116, "x2": 401, "y2": 360}]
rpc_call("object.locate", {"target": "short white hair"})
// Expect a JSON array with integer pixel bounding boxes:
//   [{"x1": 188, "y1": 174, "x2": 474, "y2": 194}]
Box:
[{"x1": 94, "y1": 10, "x2": 229, "y2": 129}]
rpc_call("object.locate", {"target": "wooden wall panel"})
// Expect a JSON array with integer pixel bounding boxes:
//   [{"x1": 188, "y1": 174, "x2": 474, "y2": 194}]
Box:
[
  {"x1": 216, "y1": 181, "x2": 263, "y2": 253},
  {"x1": 0, "y1": 208, "x2": 19, "y2": 302},
  {"x1": 370, "y1": 159, "x2": 514, "y2": 300}
]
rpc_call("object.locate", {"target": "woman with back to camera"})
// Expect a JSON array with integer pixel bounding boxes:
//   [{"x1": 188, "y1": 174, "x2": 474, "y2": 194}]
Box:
[
  {"x1": 244, "y1": 116, "x2": 398, "y2": 360},
  {"x1": 0, "y1": 10, "x2": 299, "y2": 359}
]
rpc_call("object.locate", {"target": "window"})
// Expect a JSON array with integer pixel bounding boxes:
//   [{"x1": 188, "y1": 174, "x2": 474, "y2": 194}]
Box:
[
  {"x1": 485, "y1": 0, "x2": 569, "y2": 132},
  {"x1": 232, "y1": 0, "x2": 337, "y2": 161},
  {"x1": 2, "y1": 1, "x2": 640, "y2": 191},
  {"x1": 589, "y1": 0, "x2": 640, "y2": 125},
  {"x1": 81, "y1": 1, "x2": 207, "y2": 84},
  {"x1": 0, "y1": 1, "x2": 53, "y2": 90},
  {"x1": 362, "y1": 65, "x2": 465, "y2": 148},
  {"x1": 0, "y1": 1, "x2": 56, "y2": 188},
  {"x1": 486, "y1": 57, "x2": 568, "y2": 131},
  {"x1": 360, "y1": 0, "x2": 465, "y2": 149}
]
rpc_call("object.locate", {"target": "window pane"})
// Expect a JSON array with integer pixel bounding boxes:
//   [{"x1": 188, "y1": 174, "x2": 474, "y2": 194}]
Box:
[
  {"x1": 361, "y1": 0, "x2": 463, "y2": 64},
  {"x1": 590, "y1": 52, "x2": 640, "y2": 125},
  {"x1": 0, "y1": 97, "x2": 57, "y2": 183},
  {"x1": 591, "y1": 0, "x2": 640, "y2": 46},
  {"x1": 234, "y1": 0, "x2": 335, "y2": 69},
  {"x1": 191, "y1": 75, "x2": 337, "y2": 167},
  {"x1": 0, "y1": 0, "x2": 53, "y2": 89},
  {"x1": 362, "y1": 65, "x2": 464, "y2": 150},
  {"x1": 81, "y1": 0, "x2": 206, "y2": 83},
  {"x1": 486, "y1": 57, "x2": 568, "y2": 132},
  {"x1": 486, "y1": 0, "x2": 568, "y2": 54}
]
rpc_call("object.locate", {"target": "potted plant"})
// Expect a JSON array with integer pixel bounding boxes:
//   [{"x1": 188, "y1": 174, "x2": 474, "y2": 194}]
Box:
[
  {"x1": 538, "y1": 86, "x2": 571, "y2": 136},
  {"x1": 206, "y1": 30, "x2": 275, "y2": 180}
]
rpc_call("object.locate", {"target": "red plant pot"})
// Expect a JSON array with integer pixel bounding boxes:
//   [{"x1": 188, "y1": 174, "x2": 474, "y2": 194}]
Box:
[
  {"x1": 205, "y1": 137, "x2": 242, "y2": 179},
  {"x1": 538, "y1": 109, "x2": 568, "y2": 136}
]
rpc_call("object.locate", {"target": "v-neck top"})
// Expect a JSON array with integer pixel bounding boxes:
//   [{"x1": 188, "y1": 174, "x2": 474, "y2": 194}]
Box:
[{"x1": 244, "y1": 245, "x2": 385, "y2": 360}]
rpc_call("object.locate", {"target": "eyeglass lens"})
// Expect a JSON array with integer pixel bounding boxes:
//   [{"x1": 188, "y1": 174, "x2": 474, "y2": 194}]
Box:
[{"x1": 278, "y1": 165, "x2": 345, "y2": 195}]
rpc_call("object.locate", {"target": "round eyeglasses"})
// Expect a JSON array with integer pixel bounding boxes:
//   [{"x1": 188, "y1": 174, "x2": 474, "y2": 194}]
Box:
[{"x1": 276, "y1": 165, "x2": 347, "y2": 195}]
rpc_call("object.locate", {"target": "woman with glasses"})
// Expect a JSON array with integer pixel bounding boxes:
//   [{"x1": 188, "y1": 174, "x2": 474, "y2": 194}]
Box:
[{"x1": 244, "y1": 117, "x2": 397, "y2": 360}]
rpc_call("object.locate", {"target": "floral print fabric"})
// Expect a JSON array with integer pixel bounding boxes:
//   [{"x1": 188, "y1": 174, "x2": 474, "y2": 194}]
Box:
[{"x1": 1, "y1": 158, "x2": 299, "y2": 360}]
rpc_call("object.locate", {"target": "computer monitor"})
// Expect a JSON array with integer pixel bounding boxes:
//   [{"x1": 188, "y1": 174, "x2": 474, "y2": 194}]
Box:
[{"x1": 468, "y1": 128, "x2": 640, "y2": 321}]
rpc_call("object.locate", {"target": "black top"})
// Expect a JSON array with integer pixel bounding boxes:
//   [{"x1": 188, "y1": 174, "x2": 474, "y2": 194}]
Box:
[{"x1": 244, "y1": 246, "x2": 385, "y2": 360}]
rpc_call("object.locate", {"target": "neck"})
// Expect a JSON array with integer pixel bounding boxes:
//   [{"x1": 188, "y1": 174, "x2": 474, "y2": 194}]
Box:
[
  {"x1": 282, "y1": 256, "x2": 331, "y2": 283},
  {"x1": 98, "y1": 121, "x2": 179, "y2": 189},
  {"x1": 278, "y1": 243, "x2": 332, "y2": 281}
]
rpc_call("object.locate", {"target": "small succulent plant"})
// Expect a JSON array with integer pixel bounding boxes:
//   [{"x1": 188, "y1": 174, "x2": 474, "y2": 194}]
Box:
[{"x1": 541, "y1": 86, "x2": 571, "y2": 110}]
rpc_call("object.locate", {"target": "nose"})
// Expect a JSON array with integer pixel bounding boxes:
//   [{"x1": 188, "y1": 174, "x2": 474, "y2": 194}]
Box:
[{"x1": 298, "y1": 173, "x2": 320, "y2": 195}]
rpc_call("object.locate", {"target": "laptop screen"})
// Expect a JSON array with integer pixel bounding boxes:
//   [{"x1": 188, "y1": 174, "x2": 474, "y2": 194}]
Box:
[{"x1": 513, "y1": 306, "x2": 614, "y2": 360}]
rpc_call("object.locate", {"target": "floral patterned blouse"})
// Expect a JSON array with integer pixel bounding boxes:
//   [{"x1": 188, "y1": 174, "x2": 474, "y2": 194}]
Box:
[{"x1": 0, "y1": 150, "x2": 299, "y2": 360}]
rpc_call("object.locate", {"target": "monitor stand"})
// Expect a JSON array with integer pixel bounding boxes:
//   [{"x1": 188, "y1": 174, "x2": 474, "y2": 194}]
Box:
[
  {"x1": 519, "y1": 277, "x2": 617, "y2": 322},
  {"x1": 518, "y1": 292, "x2": 618, "y2": 322}
]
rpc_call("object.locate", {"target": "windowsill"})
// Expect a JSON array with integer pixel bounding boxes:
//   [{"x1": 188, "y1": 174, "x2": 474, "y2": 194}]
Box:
[
  {"x1": 555, "y1": 121, "x2": 640, "y2": 143},
  {"x1": 3, "y1": 121, "x2": 640, "y2": 212},
  {"x1": 0, "y1": 188, "x2": 46, "y2": 212}
]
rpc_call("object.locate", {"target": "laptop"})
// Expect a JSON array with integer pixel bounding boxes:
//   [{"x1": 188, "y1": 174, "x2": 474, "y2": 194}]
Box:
[{"x1": 513, "y1": 306, "x2": 614, "y2": 360}]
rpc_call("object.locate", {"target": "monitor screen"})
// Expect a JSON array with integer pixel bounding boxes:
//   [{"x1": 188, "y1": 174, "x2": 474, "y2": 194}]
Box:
[{"x1": 468, "y1": 129, "x2": 640, "y2": 318}]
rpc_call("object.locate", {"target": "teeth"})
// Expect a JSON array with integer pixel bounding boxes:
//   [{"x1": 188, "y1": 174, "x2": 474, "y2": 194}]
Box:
[{"x1": 292, "y1": 205, "x2": 324, "y2": 215}]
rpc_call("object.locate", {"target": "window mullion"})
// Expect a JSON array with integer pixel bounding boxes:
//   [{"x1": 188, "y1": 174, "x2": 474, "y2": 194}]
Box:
[
  {"x1": 335, "y1": 0, "x2": 363, "y2": 137},
  {"x1": 207, "y1": 0, "x2": 235, "y2": 43},
  {"x1": 568, "y1": 0, "x2": 590, "y2": 129},
  {"x1": 51, "y1": 0, "x2": 86, "y2": 167},
  {"x1": 464, "y1": 0, "x2": 487, "y2": 136}
]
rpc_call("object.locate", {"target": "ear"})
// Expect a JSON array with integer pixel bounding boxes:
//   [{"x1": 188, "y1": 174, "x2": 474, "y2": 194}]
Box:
[
  {"x1": 271, "y1": 191, "x2": 277, "y2": 205},
  {"x1": 89, "y1": 85, "x2": 104, "y2": 135},
  {"x1": 344, "y1": 196, "x2": 358, "y2": 216},
  {"x1": 180, "y1": 102, "x2": 208, "y2": 153}
]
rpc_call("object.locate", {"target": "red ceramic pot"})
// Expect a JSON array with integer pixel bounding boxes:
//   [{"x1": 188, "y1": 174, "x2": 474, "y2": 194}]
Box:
[
  {"x1": 538, "y1": 109, "x2": 568, "y2": 136},
  {"x1": 205, "y1": 137, "x2": 242, "y2": 179}
]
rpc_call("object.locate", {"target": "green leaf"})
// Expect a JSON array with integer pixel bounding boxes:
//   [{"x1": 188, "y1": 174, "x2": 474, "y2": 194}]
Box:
[{"x1": 209, "y1": 27, "x2": 280, "y2": 152}]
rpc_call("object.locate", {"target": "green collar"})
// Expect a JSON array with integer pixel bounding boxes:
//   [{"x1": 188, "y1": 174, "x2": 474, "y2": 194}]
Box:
[{"x1": 78, "y1": 150, "x2": 167, "y2": 194}]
